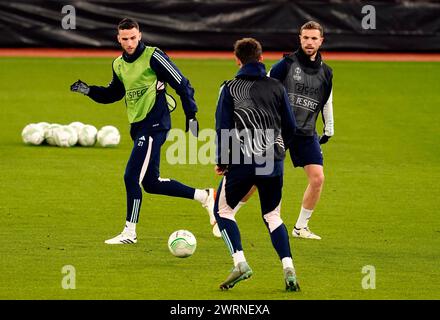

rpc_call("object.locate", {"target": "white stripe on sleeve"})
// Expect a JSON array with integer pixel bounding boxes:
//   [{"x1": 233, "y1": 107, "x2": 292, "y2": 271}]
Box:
[{"x1": 152, "y1": 51, "x2": 182, "y2": 84}]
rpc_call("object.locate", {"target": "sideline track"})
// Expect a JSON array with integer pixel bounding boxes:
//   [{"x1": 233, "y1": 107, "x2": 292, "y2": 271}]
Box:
[{"x1": 1, "y1": 48, "x2": 440, "y2": 61}]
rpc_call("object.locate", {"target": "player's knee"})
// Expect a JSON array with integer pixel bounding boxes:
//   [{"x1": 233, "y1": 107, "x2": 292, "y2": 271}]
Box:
[
  {"x1": 218, "y1": 207, "x2": 236, "y2": 222},
  {"x1": 124, "y1": 171, "x2": 138, "y2": 187},
  {"x1": 142, "y1": 182, "x2": 153, "y2": 193},
  {"x1": 263, "y1": 208, "x2": 283, "y2": 232},
  {"x1": 310, "y1": 172, "x2": 325, "y2": 189},
  {"x1": 141, "y1": 176, "x2": 159, "y2": 193}
]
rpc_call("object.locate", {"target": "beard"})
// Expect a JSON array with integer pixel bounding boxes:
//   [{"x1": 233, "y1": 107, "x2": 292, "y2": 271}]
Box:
[{"x1": 303, "y1": 46, "x2": 318, "y2": 56}]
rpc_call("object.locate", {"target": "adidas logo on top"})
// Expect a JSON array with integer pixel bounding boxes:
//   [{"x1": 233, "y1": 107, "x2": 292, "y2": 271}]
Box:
[{"x1": 139, "y1": 136, "x2": 146, "y2": 141}]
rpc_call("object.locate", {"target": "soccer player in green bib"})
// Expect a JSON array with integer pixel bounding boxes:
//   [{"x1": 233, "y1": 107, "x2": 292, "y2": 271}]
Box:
[{"x1": 70, "y1": 18, "x2": 218, "y2": 244}]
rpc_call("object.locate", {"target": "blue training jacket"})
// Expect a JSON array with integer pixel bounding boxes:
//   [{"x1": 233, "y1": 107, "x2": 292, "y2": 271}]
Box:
[{"x1": 87, "y1": 42, "x2": 197, "y2": 139}]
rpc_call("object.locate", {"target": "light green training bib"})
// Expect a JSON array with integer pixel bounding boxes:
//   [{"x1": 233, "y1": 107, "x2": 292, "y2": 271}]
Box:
[{"x1": 113, "y1": 46, "x2": 157, "y2": 123}]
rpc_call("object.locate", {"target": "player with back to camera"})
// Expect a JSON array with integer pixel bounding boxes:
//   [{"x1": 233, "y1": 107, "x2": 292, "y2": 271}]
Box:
[
  {"x1": 214, "y1": 38, "x2": 300, "y2": 291},
  {"x1": 70, "y1": 18, "x2": 219, "y2": 244},
  {"x1": 236, "y1": 21, "x2": 334, "y2": 240}
]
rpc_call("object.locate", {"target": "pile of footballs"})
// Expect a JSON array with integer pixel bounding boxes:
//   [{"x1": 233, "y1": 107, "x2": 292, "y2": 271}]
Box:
[{"x1": 21, "y1": 121, "x2": 120, "y2": 147}]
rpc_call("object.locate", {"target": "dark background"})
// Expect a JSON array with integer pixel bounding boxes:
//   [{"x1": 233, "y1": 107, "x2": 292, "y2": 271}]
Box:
[{"x1": 0, "y1": 0, "x2": 439, "y2": 51}]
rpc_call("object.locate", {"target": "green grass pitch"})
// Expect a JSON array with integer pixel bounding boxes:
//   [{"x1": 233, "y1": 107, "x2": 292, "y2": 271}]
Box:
[{"x1": 0, "y1": 57, "x2": 439, "y2": 300}]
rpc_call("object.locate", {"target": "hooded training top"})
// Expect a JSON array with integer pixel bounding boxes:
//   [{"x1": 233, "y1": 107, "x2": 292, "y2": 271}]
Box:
[{"x1": 215, "y1": 61, "x2": 297, "y2": 176}]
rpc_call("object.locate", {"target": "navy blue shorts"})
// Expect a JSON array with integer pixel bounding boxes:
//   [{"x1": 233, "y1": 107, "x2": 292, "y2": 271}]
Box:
[
  {"x1": 289, "y1": 134, "x2": 323, "y2": 168},
  {"x1": 215, "y1": 165, "x2": 283, "y2": 215}
]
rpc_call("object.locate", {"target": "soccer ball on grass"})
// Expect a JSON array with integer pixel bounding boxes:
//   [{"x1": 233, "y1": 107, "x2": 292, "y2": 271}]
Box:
[
  {"x1": 54, "y1": 125, "x2": 78, "y2": 147},
  {"x1": 22, "y1": 123, "x2": 45, "y2": 145},
  {"x1": 97, "y1": 125, "x2": 120, "y2": 147},
  {"x1": 168, "y1": 230, "x2": 197, "y2": 258},
  {"x1": 78, "y1": 124, "x2": 98, "y2": 147},
  {"x1": 44, "y1": 123, "x2": 62, "y2": 146}
]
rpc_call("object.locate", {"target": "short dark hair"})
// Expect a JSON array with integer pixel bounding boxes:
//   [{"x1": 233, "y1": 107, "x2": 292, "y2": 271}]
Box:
[
  {"x1": 300, "y1": 21, "x2": 324, "y2": 37},
  {"x1": 118, "y1": 18, "x2": 139, "y2": 31},
  {"x1": 234, "y1": 38, "x2": 262, "y2": 65}
]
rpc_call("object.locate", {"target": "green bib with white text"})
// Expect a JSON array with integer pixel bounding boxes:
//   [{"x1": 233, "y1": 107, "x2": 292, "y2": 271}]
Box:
[{"x1": 113, "y1": 46, "x2": 157, "y2": 123}]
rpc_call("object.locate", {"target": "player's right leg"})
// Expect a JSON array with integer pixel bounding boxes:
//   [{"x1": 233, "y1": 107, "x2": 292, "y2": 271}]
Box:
[{"x1": 105, "y1": 133, "x2": 151, "y2": 244}]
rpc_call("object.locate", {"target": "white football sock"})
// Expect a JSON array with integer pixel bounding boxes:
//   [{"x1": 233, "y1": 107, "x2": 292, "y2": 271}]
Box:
[
  {"x1": 232, "y1": 250, "x2": 246, "y2": 267},
  {"x1": 124, "y1": 221, "x2": 137, "y2": 234},
  {"x1": 295, "y1": 206, "x2": 313, "y2": 229},
  {"x1": 194, "y1": 189, "x2": 208, "y2": 203},
  {"x1": 282, "y1": 257, "x2": 294, "y2": 270}
]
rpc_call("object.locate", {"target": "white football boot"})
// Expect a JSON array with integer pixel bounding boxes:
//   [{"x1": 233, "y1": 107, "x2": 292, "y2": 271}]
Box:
[
  {"x1": 201, "y1": 188, "x2": 221, "y2": 238},
  {"x1": 212, "y1": 223, "x2": 221, "y2": 238},
  {"x1": 292, "y1": 226, "x2": 321, "y2": 240},
  {"x1": 104, "y1": 231, "x2": 137, "y2": 244}
]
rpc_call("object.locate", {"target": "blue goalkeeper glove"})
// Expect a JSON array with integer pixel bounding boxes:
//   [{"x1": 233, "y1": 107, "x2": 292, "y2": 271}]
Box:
[{"x1": 70, "y1": 79, "x2": 90, "y2": 95}]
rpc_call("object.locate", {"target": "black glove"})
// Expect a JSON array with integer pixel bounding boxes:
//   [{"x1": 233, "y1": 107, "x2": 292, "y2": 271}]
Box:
[
  {"x1": 185, "y1": 115, "x2": 199, "y2": 137},
  {"x1": 70, "y1": 79, "x2": 90, "y2": 95},
  {"x1": 319, "y1": 134, "x2": 330, "y2": 145},
  {"x1": 216, "y1": 164, "x2": 229, "y2": 175}
]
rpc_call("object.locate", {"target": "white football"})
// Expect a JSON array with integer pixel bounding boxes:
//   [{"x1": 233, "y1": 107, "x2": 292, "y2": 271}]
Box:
[
  {"x1": 168, "y1": 230, "x2": 197, "y2": 258},
  {"x1": 97, "y1": 125, "x2": 120, "y2": 147},
  {"x1": 68, "y1": 121, "x2": 85, "y2": 137},
  {"x1": 54, "y1": 125, "x2": 78, "y2": 147},
  {"x1": 45, "y1": 123, "x2": 62, "y2": 146},
  {"x1": 36, "y1": 122, "x2": 50, "y2": 135},
  {"x1": 78, "y1": 125, "x2": 98, "y2": 147},
  {"x1": 22, "y1": 123, "x2": 45, "y2": 145}
]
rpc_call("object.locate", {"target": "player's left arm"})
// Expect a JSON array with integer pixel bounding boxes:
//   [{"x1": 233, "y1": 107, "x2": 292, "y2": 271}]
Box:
[
  {"x1": 320, "y1": 88, "x2": 334, "y2": 144},
  {"x1": 150, "y1": 49, "x2": 198, "y2": 135},
  {"x1": 320, "y1": 68, "x2": 334, "y2": 145}
]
